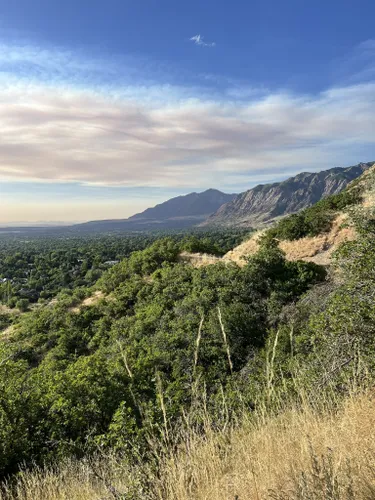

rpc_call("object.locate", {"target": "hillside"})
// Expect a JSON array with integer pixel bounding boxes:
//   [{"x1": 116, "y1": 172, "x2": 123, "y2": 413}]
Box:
[
  {"x1": 74, "y1": 189, "x2": 236, "y2": 232},
  {"x1": 202, "y1": 161, "x2": 374, "y2": 228},
  {"x1": 185, "y1": 163, "x2": 375, "y2": 268},
  {"x1": 0, "y1": 163, "x2": 375, "y2": 499}
]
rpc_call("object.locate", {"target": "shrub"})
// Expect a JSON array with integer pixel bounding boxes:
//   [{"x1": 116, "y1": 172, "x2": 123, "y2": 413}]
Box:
[{"x1": 265, "y1": 184, "x2": 363, "y2": 242}]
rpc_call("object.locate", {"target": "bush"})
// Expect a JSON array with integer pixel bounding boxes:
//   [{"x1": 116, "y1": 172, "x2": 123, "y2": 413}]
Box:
[{"x1": 265, "y1": 184, "x2": 363, "y2": 242}]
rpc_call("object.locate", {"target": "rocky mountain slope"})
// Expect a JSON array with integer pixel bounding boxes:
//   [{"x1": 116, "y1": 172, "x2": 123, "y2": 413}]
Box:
[
  {"x1": 202, "y1": 162, "x2": 374, "y2": 228},
  {"x1": 186, "y1": 163, "x2": 375, "y2": 268}
]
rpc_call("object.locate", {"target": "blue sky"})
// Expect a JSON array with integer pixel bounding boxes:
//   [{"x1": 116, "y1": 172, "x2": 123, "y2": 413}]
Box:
[{"x1": 0, "y1": 0, "x2": 375, "y2": 223}]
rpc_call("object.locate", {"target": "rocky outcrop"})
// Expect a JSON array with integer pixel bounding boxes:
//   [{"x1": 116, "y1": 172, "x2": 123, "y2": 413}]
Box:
[{"x1": 202, "y1": 162, "x2": 374, "y2": 228}]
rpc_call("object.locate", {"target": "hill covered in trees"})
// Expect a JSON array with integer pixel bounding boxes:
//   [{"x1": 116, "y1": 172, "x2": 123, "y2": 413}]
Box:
[{"x1": 0, "y1": 165, "x2": 374, "y2": 498}]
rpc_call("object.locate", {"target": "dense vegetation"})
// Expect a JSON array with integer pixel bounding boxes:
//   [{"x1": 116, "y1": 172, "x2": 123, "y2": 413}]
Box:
[
  {"x1": 264, "y1": 181, "x2": 363, "y2": 242},
  {"x1": 0, "y1": 229, "x2": 250, "y2": 309},
  {"x1": 0, "y1": 171, "x2": 374, "y2": 498},
  {"x1": 0, "y1": 234, "x2": 324, "y2": 476}
]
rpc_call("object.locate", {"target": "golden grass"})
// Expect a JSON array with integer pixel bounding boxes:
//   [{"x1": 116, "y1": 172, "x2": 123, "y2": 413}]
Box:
[
  {"x1": 70, "y1": 291, "x2": 105, "y2": 314},
  {"x1": 279, "y1": 214, "x2": 356, "y2": 265},
  {"x1": 221, "y1": 215, "x2": 357, "y2": 267},
  {"x1": 159, "y1": 393, "x2": 375, "y2": 499},
  {"x1": 2, "y1": 392, "x2": 375, "y2": 499},
  {"x1": 0, "y1": 457, "x2": 144, "y2": 500},
  {"x1": 179, "y1": 251, "x2": 223, "y2": 268},
  {"x1": 178, "y1": 216, "x2": 357, "y2": 268},
  {"x1": 222, "y1": 230, "x2": 265, "y2": 266}
]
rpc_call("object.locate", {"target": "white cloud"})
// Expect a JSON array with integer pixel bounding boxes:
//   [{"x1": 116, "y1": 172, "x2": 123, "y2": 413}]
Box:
[
  {"x1": 190, "y1": 34, "x2": 216, "y2": 48},
  {"x1": 0, "y1": 80, "x2": 374, "y2": 190},
  {"x1": 335, "y1": 39, "x2": 375, "y2": 85},
  {"x1": 0, "y1": 40, "x2": 374, "y2": 193},
  {"x1": 357, "y1": 39, "x2": 375, "y2": 51}
]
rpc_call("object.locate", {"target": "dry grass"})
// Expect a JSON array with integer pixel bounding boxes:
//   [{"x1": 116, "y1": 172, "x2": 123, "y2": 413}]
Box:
[
  {"x1": 70, "y1": 291, "x2": 105, "y2": 314},
  {"x1": 361, "y1": 172, "x2": 375, "y2": 209},
  {"x1": 279, "y1": 214, "x2": 356, "y2": 265},
  {"x1": 2, "y1": 392, "x2": 375, "y2": 499},
  {"x1": 221, "y1": 215, "x2": 357, "y2": 267},
  {"x1": 179, "y1": 217, "x2": 357, "y2": 269},
  {"x1": 0, "y1": 305, "x2": 18, "y2": 315},
  {"x1": 179, "y1": 251, "x2": 223, "y2": 268},
  {"x1": 0, "y1": 324, "x2": 17, "y2": 341},
  {"x1": 0, "y1": 456, "x2": 149, "y2": 500},
  {"x1": 223, "y1": 230, "x2": 265, "y2": 266},
  {"x1": 159, "y1": 393, "x2": 375, "y2": 500}
]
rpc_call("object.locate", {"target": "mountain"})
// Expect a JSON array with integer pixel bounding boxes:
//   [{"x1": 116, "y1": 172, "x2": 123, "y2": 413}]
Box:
[
  {"x1": 201, "y1": 162, "x2": 375, "y2": 228},
  {"x1": 74, "y1": 189, "x2": 236, "y2": 232},
  {"x1": 129, "y1": 189, "x2": 235, "y2": 221}
]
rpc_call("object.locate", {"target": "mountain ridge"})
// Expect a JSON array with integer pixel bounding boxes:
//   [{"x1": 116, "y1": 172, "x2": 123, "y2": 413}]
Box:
[
  {"x1": 201, "y1": 161, "x2": 375, "y2": 228},
  {"x1": 129, "y1": 188, "x2": 236, "y2": 221},
  {"x1": 74, "y1": 188, "x2": 236, "y2": 232}
]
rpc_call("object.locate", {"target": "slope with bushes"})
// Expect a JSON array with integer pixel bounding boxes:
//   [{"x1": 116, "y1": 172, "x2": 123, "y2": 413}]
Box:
[
  {"x1": 222, "y1": 163, "x2": 375, "y2": 265},
  {"x1": 0, "y1": 165, "x2": 374, "y2": 498},
  {"x1": 0, "y1": 241, "x2": 325, "y2": 478}
]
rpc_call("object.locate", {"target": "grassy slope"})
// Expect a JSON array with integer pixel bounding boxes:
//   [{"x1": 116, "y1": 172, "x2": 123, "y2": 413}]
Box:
[{"x1": 2, "y1": 392, "x2": 375, "y2": 499}]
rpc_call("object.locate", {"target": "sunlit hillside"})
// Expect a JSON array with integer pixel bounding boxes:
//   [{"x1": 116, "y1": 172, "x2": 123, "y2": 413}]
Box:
[{"x1": 0, "y1": 167, "x2": 374, "y2": 499}]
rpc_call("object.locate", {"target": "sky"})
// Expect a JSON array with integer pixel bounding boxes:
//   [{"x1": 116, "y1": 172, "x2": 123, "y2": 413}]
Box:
[{"x1": 0, "y1": 0, "x2": 375, "y2": 224}]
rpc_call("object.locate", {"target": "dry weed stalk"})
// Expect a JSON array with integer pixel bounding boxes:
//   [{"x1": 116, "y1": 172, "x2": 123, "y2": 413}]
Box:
[
  {"x1": 266, "y1": 329, "x2": 279, "y2": 404},
  {"x1": 156, "y1": 371, "x2": 170, "y2": 445},
  {"x1": 116, "y1": 340, "x2": 133, "y2": 379},
  {"x1": 193, "y1": 315, "x2": 204, "y2": 375},
  {"x1": 217, "y1": 306, "x2": 233, "y2": 374}
]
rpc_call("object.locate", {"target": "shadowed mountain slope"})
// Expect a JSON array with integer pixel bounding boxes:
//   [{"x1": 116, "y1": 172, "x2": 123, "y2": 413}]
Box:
[
  {"x1": 202, "y1": 162, "x2": 374, "y2": 228},
  {"x1": 74, "y1": 189, "x2": 236, "y2": 232}
]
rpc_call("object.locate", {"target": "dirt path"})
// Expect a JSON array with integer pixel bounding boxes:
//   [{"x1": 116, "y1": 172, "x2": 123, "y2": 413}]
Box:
[{"x1": 70, "y1": 291, "x2": 105, "y2": 314}]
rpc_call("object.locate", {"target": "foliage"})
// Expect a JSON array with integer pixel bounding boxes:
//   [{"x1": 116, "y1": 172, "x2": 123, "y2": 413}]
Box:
[
  {"x1": 0, "y1": 237, "x2": 324, "y2": 476},
  {"x1": 0, "y1": 229, "x2": 249, "y2": 306},
  {"x1": 0, "y1": 186, "x2": 374, "y2": 486},
  {"x1": 265, "y1": 184, "x2": 363, "y2": 242}
]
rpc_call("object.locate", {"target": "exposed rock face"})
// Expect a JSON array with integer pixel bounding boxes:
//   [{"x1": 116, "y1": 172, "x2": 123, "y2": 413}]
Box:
[{"x1": 202, "y1": 162, "x2": 374, "y2": 227}]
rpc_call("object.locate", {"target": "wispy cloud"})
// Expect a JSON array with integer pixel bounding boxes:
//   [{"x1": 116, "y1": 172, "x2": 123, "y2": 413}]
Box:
[
  {"x1": 0, "y1": 80, "x2": 374, "y2": 190},
  {"x1": 0, "y1": 40, "x2": 374, "y2": 194},
  {"x1": 190, "y1": 34, "x2": 216, "y2": 48},
  {"x1": 335, "y1": 38, "x2": 375, "y2": 84}
]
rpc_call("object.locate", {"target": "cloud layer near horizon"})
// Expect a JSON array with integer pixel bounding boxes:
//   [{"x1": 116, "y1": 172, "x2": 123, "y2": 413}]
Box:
[{"x1": 0, "y1": 80, "x2": 374, "y2": 190}]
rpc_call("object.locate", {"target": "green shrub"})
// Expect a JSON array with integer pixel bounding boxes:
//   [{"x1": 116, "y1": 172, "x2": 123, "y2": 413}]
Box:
[{"x1": 266, "y1": 184, "x2": 363, "y2": 242}]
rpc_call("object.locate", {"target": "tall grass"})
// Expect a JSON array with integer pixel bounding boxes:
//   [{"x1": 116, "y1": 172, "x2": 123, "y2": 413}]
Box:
[{"x1": 1, "y1": 390, "x2": 375, "y2": 499}]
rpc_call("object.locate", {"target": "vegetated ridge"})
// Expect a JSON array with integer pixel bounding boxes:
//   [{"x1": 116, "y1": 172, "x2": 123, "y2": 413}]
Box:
[
  {"x1": 202, "y1": 161, "x2": 374, "y2": 228},
  {"x1": 185, "y1": 163, "x2": 375, "y2": 267},
  {"x1": 1, "y1": 160, "x2": 375, "y2": 498}
]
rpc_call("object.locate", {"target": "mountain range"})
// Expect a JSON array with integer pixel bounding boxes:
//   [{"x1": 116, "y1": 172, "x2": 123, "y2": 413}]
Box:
[
  {"x1": 74, "y1": 189, "x2": 236, "y2": 232},
  {"x1": 201, "y1": 161, "x2": 374, "y2": 228},
  {"x1": 76, "y1": 161, "x2": 373, "y2": 232},
  {"x1": 1, "y1": 162, "x2": 373, "y2": 235}
]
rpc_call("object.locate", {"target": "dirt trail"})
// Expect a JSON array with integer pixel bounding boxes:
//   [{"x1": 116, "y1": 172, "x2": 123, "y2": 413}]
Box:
[
  {"x1": 70, "y1": 291, "x2": 105, "y2": 314},
  {"x1": 182, "y1": 214, "x2": 357, "y2": 268},
  {"x1": 179, "y1": 252, "x2": 223, "y2": 268}
]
